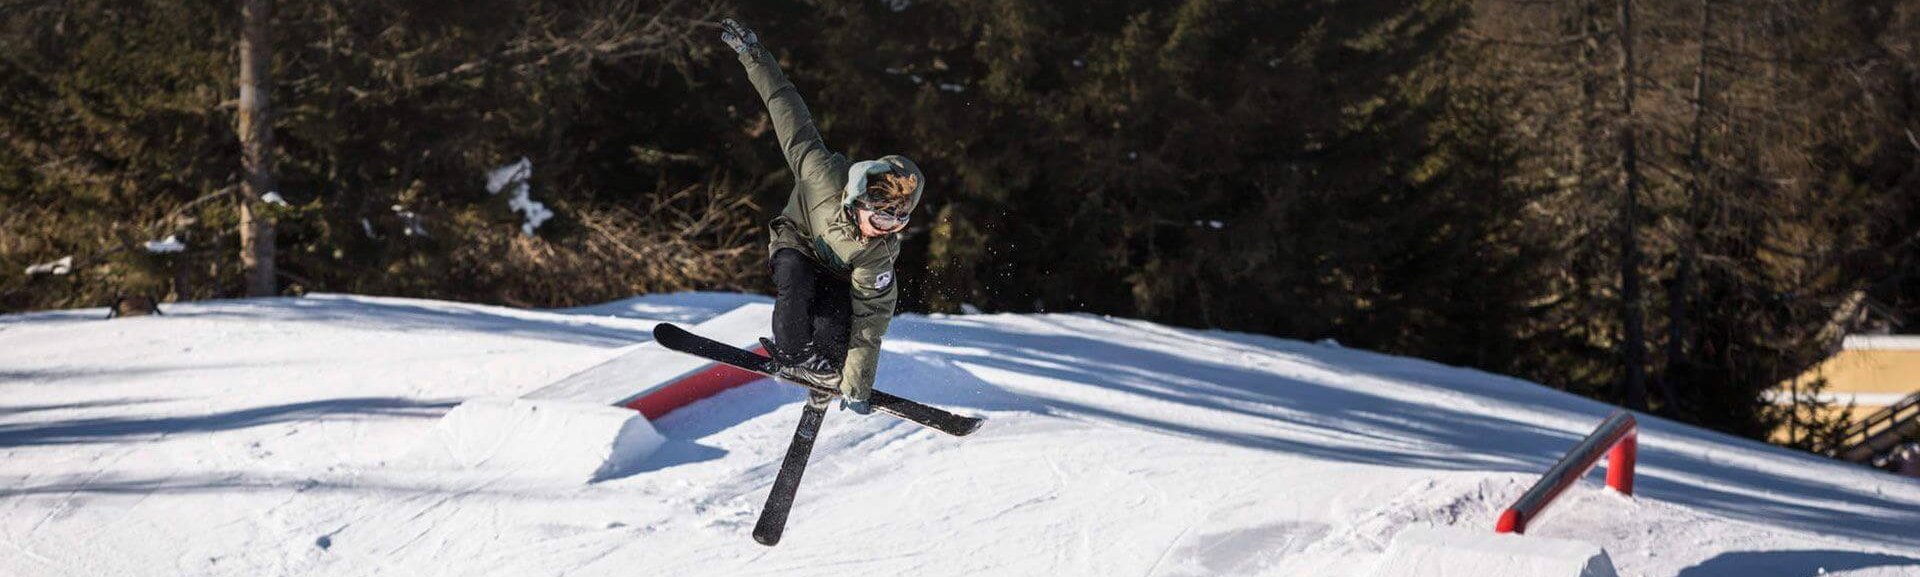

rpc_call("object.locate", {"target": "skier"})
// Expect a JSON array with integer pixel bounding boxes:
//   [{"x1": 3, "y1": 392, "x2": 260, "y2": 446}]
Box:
[{"x1": 720, "y1": 18, "x2": 924, "y2": 415}]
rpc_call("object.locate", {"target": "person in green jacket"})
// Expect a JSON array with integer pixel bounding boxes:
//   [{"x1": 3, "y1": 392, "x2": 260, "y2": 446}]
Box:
[{"x1": 721, "y1": 19, "x2": 924, "y2": 414}]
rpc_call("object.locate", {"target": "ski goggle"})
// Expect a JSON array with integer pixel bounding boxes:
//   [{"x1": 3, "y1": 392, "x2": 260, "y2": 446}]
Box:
[
  {"x1": 860, "y1": 198, "x2": 910, "y2": 230},
  {"x1": 863, "y1": 204, "x2": 911, "y2": 231}
]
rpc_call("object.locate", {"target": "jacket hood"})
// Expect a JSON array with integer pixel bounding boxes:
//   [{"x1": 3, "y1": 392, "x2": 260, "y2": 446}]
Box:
[{"x1": 842, "y1": 155, "x2": 925, "y2": 214}]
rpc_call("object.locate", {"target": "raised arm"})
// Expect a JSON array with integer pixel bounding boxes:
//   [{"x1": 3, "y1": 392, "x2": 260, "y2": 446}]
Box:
[{"x1": 722, "y1": 19, "x2": 836, "y2": 182}]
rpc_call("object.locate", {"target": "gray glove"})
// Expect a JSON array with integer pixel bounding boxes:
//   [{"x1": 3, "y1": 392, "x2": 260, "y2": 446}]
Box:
[{"x1": 719, "y1": 18, "x2": 759, "y2": 54}]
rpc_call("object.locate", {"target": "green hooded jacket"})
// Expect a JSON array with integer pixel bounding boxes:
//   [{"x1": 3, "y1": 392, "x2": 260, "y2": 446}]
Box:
[{"x1": 737, "y1": 44, "x2": 924, "y2": 401}]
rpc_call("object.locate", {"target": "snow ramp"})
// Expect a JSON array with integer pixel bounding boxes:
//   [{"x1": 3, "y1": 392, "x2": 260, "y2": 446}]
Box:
[
  {"x1": 1368, "y1": 527, "x2": 1617, "y2": 577},
  {"x1": 410, "y1": 303, "x2": 772, "y2": 482}
]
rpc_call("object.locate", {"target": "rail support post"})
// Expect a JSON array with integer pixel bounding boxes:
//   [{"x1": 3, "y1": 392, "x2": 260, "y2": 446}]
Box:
[{"x1": 1606, "y1": 432, "x2": 1636, "y2": 496}]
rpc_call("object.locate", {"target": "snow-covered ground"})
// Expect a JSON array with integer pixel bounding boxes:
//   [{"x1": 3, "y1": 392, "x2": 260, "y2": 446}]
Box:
[{"x1": 2, "y1": 292, "x2": 1917, "y2": 576}]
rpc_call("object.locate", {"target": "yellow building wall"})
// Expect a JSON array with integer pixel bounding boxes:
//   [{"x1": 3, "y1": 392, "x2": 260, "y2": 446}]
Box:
[
  {"x1": 1772, "y1": 337, "x2": 1920, "y2": 445},
  {"x1": 1797, "y1": 347, "x2": 1920, "y2": 396}
]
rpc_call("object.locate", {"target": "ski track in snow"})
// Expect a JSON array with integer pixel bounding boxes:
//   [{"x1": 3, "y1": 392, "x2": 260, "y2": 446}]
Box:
[{"x1": 2, "y1": 292, "x2": 1919, "y2": 576}]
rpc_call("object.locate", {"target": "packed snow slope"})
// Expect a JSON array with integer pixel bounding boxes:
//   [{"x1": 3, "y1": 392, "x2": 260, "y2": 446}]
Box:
[{"x1": 2, "y1": 292, "x2": 1918, "y2": 577}]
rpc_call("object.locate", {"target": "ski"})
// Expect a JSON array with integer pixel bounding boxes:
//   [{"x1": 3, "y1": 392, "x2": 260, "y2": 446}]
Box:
[
  {"x1": 651, "y1": 323, "x2": 984, "y2": 437},
  {"x1": 753, "y1": 391, "x2": 830, "y2": 546}
]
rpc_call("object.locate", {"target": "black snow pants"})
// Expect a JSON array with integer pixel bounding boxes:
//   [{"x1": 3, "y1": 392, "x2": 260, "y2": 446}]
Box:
[{"x1": 770, "y1": 248, "x2": 851, "y2": 367}]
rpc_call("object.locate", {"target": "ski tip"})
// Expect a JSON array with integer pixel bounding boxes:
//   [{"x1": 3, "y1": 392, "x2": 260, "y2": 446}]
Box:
[
  {"x1": 752, "y1": 531, "x2": 783, "y2": 547},
  {"x1": 651, "y1": 322, "x2": 677, "y2": 336},
  {"x1": 958, "y1": 417, "x2": 985, "y2": 436}
]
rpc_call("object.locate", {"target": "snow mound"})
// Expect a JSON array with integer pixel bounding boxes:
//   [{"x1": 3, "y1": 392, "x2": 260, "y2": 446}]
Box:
[
  {"x1": 3, "y1": 292, "x2": 1919, "y2": 577},
  {"x1": 1369, "y1": 527, "x2": 1617, "y2": 577},
  {"x1": 411, "y1": 397, "x2": 664, "y2": 483}
]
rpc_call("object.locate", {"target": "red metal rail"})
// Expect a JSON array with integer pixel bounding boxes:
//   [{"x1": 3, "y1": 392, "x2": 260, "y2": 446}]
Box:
[
  {"x1": 1495, "y1": 411, "x2": 1638, "y2": 534},
  {"x1": 625, "y1": 345, "x2": 771, "y2": 420}
]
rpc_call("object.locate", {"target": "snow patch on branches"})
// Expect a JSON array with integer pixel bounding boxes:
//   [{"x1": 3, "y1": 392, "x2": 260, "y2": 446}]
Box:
[
  {"x1": 487, "y1": 157, "x2": 553, "y2": 236},
  {"x1": 391, "y1": 205, "x2": 429, "y2": 238},
  {"x1": 143, "y1": 235, "x2": 185, "y2": 254},
  {"x1": 24, "y1": 256, "x2": 72, "y2": 276}
]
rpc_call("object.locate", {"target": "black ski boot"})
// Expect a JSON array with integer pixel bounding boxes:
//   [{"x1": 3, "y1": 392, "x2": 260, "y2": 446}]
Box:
[
  {"x1": 839, "y1": 396, "x2": 871, "y2": 415},
  {"x1": 760, "y1": 337, "x2": 841, "y2": 392}
]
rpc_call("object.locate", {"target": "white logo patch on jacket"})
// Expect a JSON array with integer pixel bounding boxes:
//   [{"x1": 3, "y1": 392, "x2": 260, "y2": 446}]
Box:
[{"x1": 874, "y1": 271, "x2": 893, "y2": 290}]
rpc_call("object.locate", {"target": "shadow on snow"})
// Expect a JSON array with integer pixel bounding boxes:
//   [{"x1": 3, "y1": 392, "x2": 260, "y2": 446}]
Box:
[
  {"x1": 887, "y1": 313, "x2": 1920, "y2": 550},
  {"x1": 173, "y1": 295, "x2": 654, "y2": 348},
  {"x1": 1675, "y1": 549, "x2": 1920, "y2": 577},
  {"x1": 0, "y1": 397, "x2": 456, "y2": 447}
]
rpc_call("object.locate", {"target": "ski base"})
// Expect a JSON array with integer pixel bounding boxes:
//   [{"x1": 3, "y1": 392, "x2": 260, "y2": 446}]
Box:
[{"x1": 753, "y1": 391, "x2": 831, "y2": 546}]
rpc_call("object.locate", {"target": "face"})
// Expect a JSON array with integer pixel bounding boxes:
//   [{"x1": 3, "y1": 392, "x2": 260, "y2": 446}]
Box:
[{"x1": 855, "y1": 207, "x2": 909, "y2": 238}]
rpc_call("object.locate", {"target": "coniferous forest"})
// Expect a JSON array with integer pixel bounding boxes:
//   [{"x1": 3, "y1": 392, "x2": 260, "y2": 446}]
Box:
[{"x1": 2, "y1": 0, "x2": 1916, "y2": 446}]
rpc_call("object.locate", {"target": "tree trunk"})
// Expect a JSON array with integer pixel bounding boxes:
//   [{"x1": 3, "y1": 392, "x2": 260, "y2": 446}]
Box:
[
  {"x1": 1664, "y1": 0, "x2": 1713, "y2": 410},
  {"x1": 1573, "y1": 0, "x2": 1600, "y2": 208},
  {"x1": 1615, "y1": 0, "x2": 1648, "y2": 411},
  {"x1": 238, "y1": 0, "x2": 276, "y2": 297}
]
